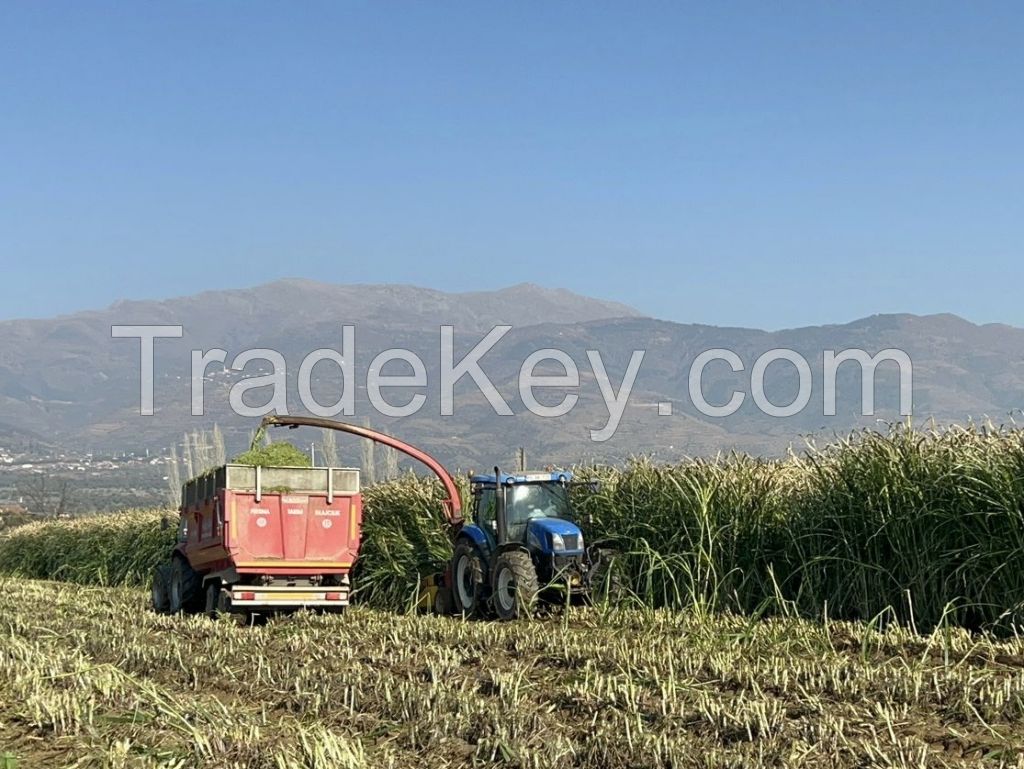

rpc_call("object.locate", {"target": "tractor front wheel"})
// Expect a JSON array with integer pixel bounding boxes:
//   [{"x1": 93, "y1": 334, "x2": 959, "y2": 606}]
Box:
[
  {"x1": 586, "y1": 549, "x2": 626, "y2": 606},
  {"x1": 491, "y1": 550, "x2": 539, "y2": 621}
]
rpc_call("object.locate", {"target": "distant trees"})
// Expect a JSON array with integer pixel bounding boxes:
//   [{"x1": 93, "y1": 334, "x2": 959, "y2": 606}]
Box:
[
  {"x1": 182, "y1": 425, "x2": 226, "y2": 477},
  {"x1": 320, "y1": 418, "x2": 400, "y2": 482},
  {"x1": 160, "y1": 420, "x2": 401, "y2": 506},
  {"x1": 381, "y1": 445, "x2": 399, "y2": 481},
  {"x1": 356, "y1": 418, "x2": 401, "y2": 482},
  {"x1": 16, "y1": 474, "x2": 74, "y2": 518},
  {"x1": 165, "y1": 424, "x2": 227, "y2": 506},
  {"x1": 166, "y1": 445, "x2": 182, "y2": 507},
  {"x1": 0, "y1": 506, "x2": 34, "y2": 530},
  {"x1": 360, "y1": 418, "x2": 377, "y2": 484},
  {"x1": 320, "y1": 429, "x2": 339, "y2": 467}
]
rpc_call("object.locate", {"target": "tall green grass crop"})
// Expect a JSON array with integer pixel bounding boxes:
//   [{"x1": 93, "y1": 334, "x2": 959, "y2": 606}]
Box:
[
  {"x1": 787, "y1": 425, "x2": 1024, "y2": 629},
  {"x1": 4, "y1": 424, "x2": 1024, "y2": 631},
  {"x1": 354, "y1": 473, "x2": 465, "y2": 609},
  {"x1": 0, "y1": 509, "x2": 175, "y2": 586},
  {"x1": 574, "y1": 455, "x2": 793, "y2": 615}
]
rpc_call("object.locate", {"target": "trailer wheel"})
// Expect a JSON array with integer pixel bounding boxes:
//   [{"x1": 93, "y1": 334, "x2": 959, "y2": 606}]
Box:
[
  {"x1": 491, "y1": 550, "x2": 539, "y2": 621},
  {"x1": 169, "y1": 556, "x2": 202, "y2": 614},
  {"x1": 204, "y1": 579, "x2": 222, "y2": 618},
  {"x1": 451, "y1": 542, "x2": 486, "y2": 617},
  {"x1": 151, "y1": 564, "x2": 171, "y2": 613}
]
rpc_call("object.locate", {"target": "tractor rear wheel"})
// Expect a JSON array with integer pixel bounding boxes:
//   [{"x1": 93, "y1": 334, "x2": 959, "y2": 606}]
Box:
[
  {"x1": 491, "y1": 550, "x2": 539, "y2": 621},
  {"x1": 151, "y1": 564, "x2": 171, "y2": 613},
  {"x1": 451, "y1": 542, "x2": 486, "y2": 617},
  {"x1": 169, "y1": 556, "x2": 202, "y2": 614}
]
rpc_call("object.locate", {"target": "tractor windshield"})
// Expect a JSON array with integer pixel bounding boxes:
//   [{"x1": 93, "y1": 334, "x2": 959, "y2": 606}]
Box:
[{"x1": 506, "y1": 483, "x2": 572, "y2": 539}]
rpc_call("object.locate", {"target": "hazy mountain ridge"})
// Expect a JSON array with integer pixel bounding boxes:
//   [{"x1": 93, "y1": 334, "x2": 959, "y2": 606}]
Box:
[{"x1": 0, "y1": 280, "x2": 1022, "y2": 468}]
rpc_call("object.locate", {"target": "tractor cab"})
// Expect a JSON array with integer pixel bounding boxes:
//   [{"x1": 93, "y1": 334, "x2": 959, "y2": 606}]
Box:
[{"x1": 470, "y1": 471, "x2": 583, "y2": 555}]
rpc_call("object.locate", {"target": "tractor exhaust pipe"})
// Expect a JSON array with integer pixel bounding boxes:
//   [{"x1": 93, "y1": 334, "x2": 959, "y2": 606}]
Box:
[{"x1": 494, "y1": 465, "x2": 508, "y2": 547}]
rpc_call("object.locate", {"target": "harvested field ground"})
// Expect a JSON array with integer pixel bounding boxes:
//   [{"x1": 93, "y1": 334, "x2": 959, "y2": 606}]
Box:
[{"x1": 3, "y1": 580, "x2": 1024, "y2": 768}]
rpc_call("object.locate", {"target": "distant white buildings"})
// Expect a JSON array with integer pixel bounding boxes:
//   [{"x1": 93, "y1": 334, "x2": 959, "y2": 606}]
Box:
[{"x1": 0, "y1": 445, "x2": 171, "y2": 476}]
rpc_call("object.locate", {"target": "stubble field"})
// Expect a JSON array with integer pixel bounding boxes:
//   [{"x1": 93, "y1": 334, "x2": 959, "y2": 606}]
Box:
[{"x1": 4, "y1": 579, "x2": 1024, "y2": 768}]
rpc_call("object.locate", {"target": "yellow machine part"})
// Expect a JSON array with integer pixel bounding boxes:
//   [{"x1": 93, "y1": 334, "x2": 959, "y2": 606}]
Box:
[{"x1": 417, "y1": 574, "x2": 440, "y2": 612}]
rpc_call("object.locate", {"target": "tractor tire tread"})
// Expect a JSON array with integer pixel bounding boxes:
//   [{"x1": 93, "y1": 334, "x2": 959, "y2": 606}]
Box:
[{"x1": 491, "y1": 550, "x2": 539, "y2": 621}]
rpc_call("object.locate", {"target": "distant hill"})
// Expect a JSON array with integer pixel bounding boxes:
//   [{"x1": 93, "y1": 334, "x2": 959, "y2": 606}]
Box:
[{"x1": 0, "y1": 279, "x2": 1022, "y2": 468}]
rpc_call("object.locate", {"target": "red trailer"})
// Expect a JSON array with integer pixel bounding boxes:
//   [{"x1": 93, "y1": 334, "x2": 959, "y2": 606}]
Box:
[
  {"x1": 151, "y1": 463, "x2": 363, "y2": 616},
  {"x1": 152, "y1": 417, "x2": 465, "y2": 618}
]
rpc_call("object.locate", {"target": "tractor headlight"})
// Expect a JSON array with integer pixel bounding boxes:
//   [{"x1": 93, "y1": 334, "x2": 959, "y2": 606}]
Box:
[{"x1": 550, "y1": 533, "x2": 566, "y2": 552}]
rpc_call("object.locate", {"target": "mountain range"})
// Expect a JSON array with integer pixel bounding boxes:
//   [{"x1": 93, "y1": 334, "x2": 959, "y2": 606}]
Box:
[{"x1": 2, "y1": 279, "x2": 1023, "y2": 469}]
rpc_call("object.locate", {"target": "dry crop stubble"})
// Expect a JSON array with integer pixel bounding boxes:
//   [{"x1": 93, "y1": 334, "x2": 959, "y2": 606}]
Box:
[{"x1": 3, "y1": 580, "x2": 1024, "y2": 767}]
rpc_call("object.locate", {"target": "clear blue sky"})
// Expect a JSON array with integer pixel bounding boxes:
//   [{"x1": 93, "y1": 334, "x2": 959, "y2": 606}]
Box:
[{"x1": 1, "y1": 2, "x2": 1021, "y2": 329}]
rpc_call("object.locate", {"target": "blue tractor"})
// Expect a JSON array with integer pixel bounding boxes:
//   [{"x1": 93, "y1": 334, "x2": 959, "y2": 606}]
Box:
[{"x1": 445, "y1": 467, "x2": 611, "y2": 620}]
